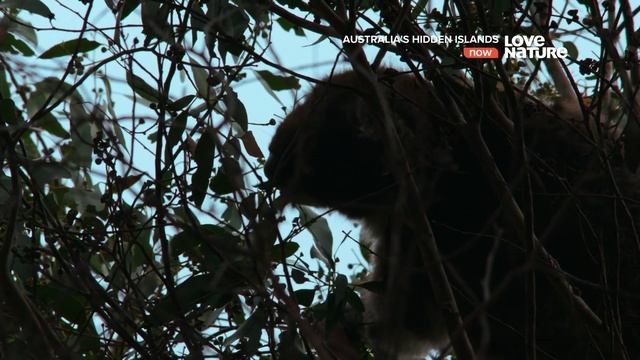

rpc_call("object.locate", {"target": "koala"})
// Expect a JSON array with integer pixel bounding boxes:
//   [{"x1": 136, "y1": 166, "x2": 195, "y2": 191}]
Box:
[{"x1": 265, "y1": 68, "x2": 640, "y2": 360}]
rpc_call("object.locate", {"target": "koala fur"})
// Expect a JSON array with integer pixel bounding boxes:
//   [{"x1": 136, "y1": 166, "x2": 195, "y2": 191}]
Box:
[{"x1": 265, "y1": 68, "x2": 640, "y2": 360}]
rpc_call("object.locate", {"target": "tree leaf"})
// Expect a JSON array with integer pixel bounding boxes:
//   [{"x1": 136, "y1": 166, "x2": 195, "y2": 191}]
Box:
[
  {"x1": 168, "y1": 94, "x2": 195, "y2": 111},
  {"x1": 220, "y1": 156, "x2": 245, "y2": 191},
  {"x1": 294, "y1": 289, "x2": 315, "y2": 307},
  {"x1": 0, "y1": 67, "x2": 10, "y2": 98},
  {"x1": 148, "y1": 274, "x2": 224, "y2": 326},
  {"x1": 256, "y1": 70, "x2": 300, "y2": 91},
  {"x1": 28, "y1": 160, "x2": 72, "y2": 186},
  {"x1": 113, "y1": 174, "x2": 143, "y2": 193},
  {"x1": 126, "y1": 71, "x2": 160, "y2": 102},
  {"x1": 346, "y1": 288, "x2": 364, "y2": 312},
  {"x1": 240, "y1": 131, "x2": 264, "y2": 158},
  {"x1": 7, "y1": 16, "x2": 38, "y2": 45},
  {"x1": 190, "y1": 58, "x2": 211, "y2": 98},
  {"x1": 357, "y1": 280, "x2": 385, "y2": 293},
  {"x1": 0, "y1": 33, "x2": 34, "y2": 56},
  {"x1": 36, "y1": 285, "x2": 87, "y2": 324},
  {"x1": 276, "y1": 17, "x2": 305, "y2": 36},
  {"x1": 222, "y1": 202, "x2": 242, "y2": 230},
  {"x1": 192, "y1": 128, "x2": 216, "y2": 207},
  {"x1": 277, "y1": 0, "x2": 307, "y2": 11},
  {"x1": 298, "y1": 206, "x2": 334, "y2": 267},
  {"x1": 333, "y1": 274, "x2": 348, "y2": 304},
  {"x1": 33, "y1": 76, "x2": 83, "y2": 105},
  {"x1": 0, "y1": 0, "x2": 54, "y2": 19},
  {"x1": 563, "y1": 41, "x2": 578, "y2": 59},
  {"x1": 121, "y1": 0, "x2": 140, "y2": 19},
  {"x1": 166, "y1": 110, "x2": 188, "y2": 153},
  {"x1": 63, "y1": 188, "x2": 104, "y2": 212},
  {"x1": 0, "y1": 99, "x2": 19, "y2": 124},
  {"x1": 272, "y1": 241, "x2": 299, "y2": 262},
  {"x1": 291, "y1": 268, "x2": 307, "y2": 284},
  {"x1": 223, "y1": 90, "x2": 248, "y2": 131},
  {"x1": 141, "y1": 0, "x2": 173, "y2": 44},
  {"x1": 40, "y1": 38, "x2": 101, "y2": 59},
  {"x1": 40, "y1": 115, "x2": 70, "y2": 138},
  {"x1": 224, "y1": 309, "x2": 267, "y2": 356},
  {"x1": 209, "y1": 168, "x2": 235, "y2": 195}
]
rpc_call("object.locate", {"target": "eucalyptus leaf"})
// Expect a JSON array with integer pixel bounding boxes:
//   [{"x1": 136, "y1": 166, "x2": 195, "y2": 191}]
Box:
[
  {"x1": 0, "y1": 0, "x2": 54, "y2": 19},
  {"x1": 223, "y1": 90, "x2": 248, "y2": 131},
  {"x1": 223, "y1": 309, "x2": 266, "y2": 356},
  {"x1": 256, "y1": 70, "x2": 300, "y2": 91},
  {"x1": 192, "y1": 128, "x2": 216, "y2": 207},
  {"x1": 126, "y1": 71, "x2": 160, "y2": 102},
  {"x1": 190, "y1": 58, "x2": 211, "y2": 98},
  {"x1": 563, "y1": 41, "x2": 579, "y2": 59},
  {"x1": 298, "y1": 206, "x2": 334, "y2": 267},
  {"x1": 0, "y1": 33, "x2": 35, "y2": 56},
  {"x1": 166, "y1": 110, "x2": 188, "y2": 153},
  {"x1": 121, "y1": 0, "x2": 140, "y2": 19},
  {"x1": 40, "y1": 38, "x2": 101, "y2": 59},
  {"x1": 272, "y1": 241, "x2": 300, "y2": 262},
  {"x1": 0, "y1": 99, "x2": 19, "y2": 124},
  {"x1": 141, "y1": 0, "x2": 173, "y2": 44}
]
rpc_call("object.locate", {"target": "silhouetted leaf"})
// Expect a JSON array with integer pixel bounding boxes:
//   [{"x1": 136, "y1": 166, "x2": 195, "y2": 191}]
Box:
[
  {"x1": 272, "y1": 241, "x2": 299, "y2": 262},
  {"x1": 209, "y1": 168, "x2": 235, "y2": 195},
  {"x1": 141, "y1": 0, "x2": 173, "y2": 43},
  {"x1": 29, "y1": 160, "x2": 72, "y2": 185},
  {"x1": 0, "y1": 99, "x2": 19, "y2": 124},
  {"x1": 276, "y1": 17, "x2": 305, "y2": 36},
  {"x1": 148, "y1": 274, "x2": 226, "y2": 326},
  {"x1": 220, "y1": 156, "x2": 245, "y2": 190},
  {"x1": 112, "y1": 174, "x2": 143, "y2": 193},
  {"x1": 0, "y1": 67, "x2": 9, "y2": 98},
  {"x1": 37, "y1": 285, "x2": 87, "y2": 324},
  {"x1": 0, "y1": 0, "x2": 54, "y2": 19},
  {"x1": 357, "y1": 280, "x2": 385, "y2": 293},
  {"x1": 563, "y1": 41, "x2": 578, "y2": 59},
  {"x1": 40, "y1": 38, "x2": 101, "y2": 59},
  {"x1": 0, "y1": 33, "x2": 35, "y2": 56},
  {"x1": 6, "y1": 16, "x2": 37, "y2": 45},
  {"x1": 240, "y1": 131, "x2": 264, "y2": 158},
  {"x1": 291, "y1": 268, "x2": 307, "y2": 284},
  {"x1": 223, "y1": 90, "x2": 248, "y2": 131},
  {"x1": 126, "y1": 71, "x2": 160, "y2": 102},
  {"x1": 334, "y1": 274, "x2": 348, "y2": 304},
  {"x1": 277, "y1": 330, "x2": 307, "y2": 359},
  {"x1": 166, "y1": 110, "x2": 188, "y2": 153},
  {"x1": 191, "y1": 62, "x2": 211, "y2": 99},
  {"x1": 40, "y1": 116, "x2": 70, "y2": 138},
  {"x1": 121, "y1": 0, "x2": 140, "y2": 19},
  {"x1": 224, "y1": 309, "x2": 266, "y2": 356},
  {"x1": 346, "y1": 288, "x2": 364, "y2": 312},
  {"x1": 64, "y1": 188, "x2": 104, "y2": 212},
  {"x1": 192, "y1": 128, "x2": 216, "y2": 207},
  {"x1": 256, "y1": 70, "x2": 300, "y2": 91},
  {"x1": 294, "y1": 289, "x2": 316, "y2": 307},
  {"x1": 168, "y1": 94, "x2": 195, "y2": 111},
  {"x1": 298, "y1": 206, "x2": 333, "y2": 267}
]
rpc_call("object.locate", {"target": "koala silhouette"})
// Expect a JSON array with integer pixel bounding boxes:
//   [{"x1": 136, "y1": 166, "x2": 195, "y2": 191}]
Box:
[{"x1": 265, "y1": 68, "x2": 640, "y2": 360}]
